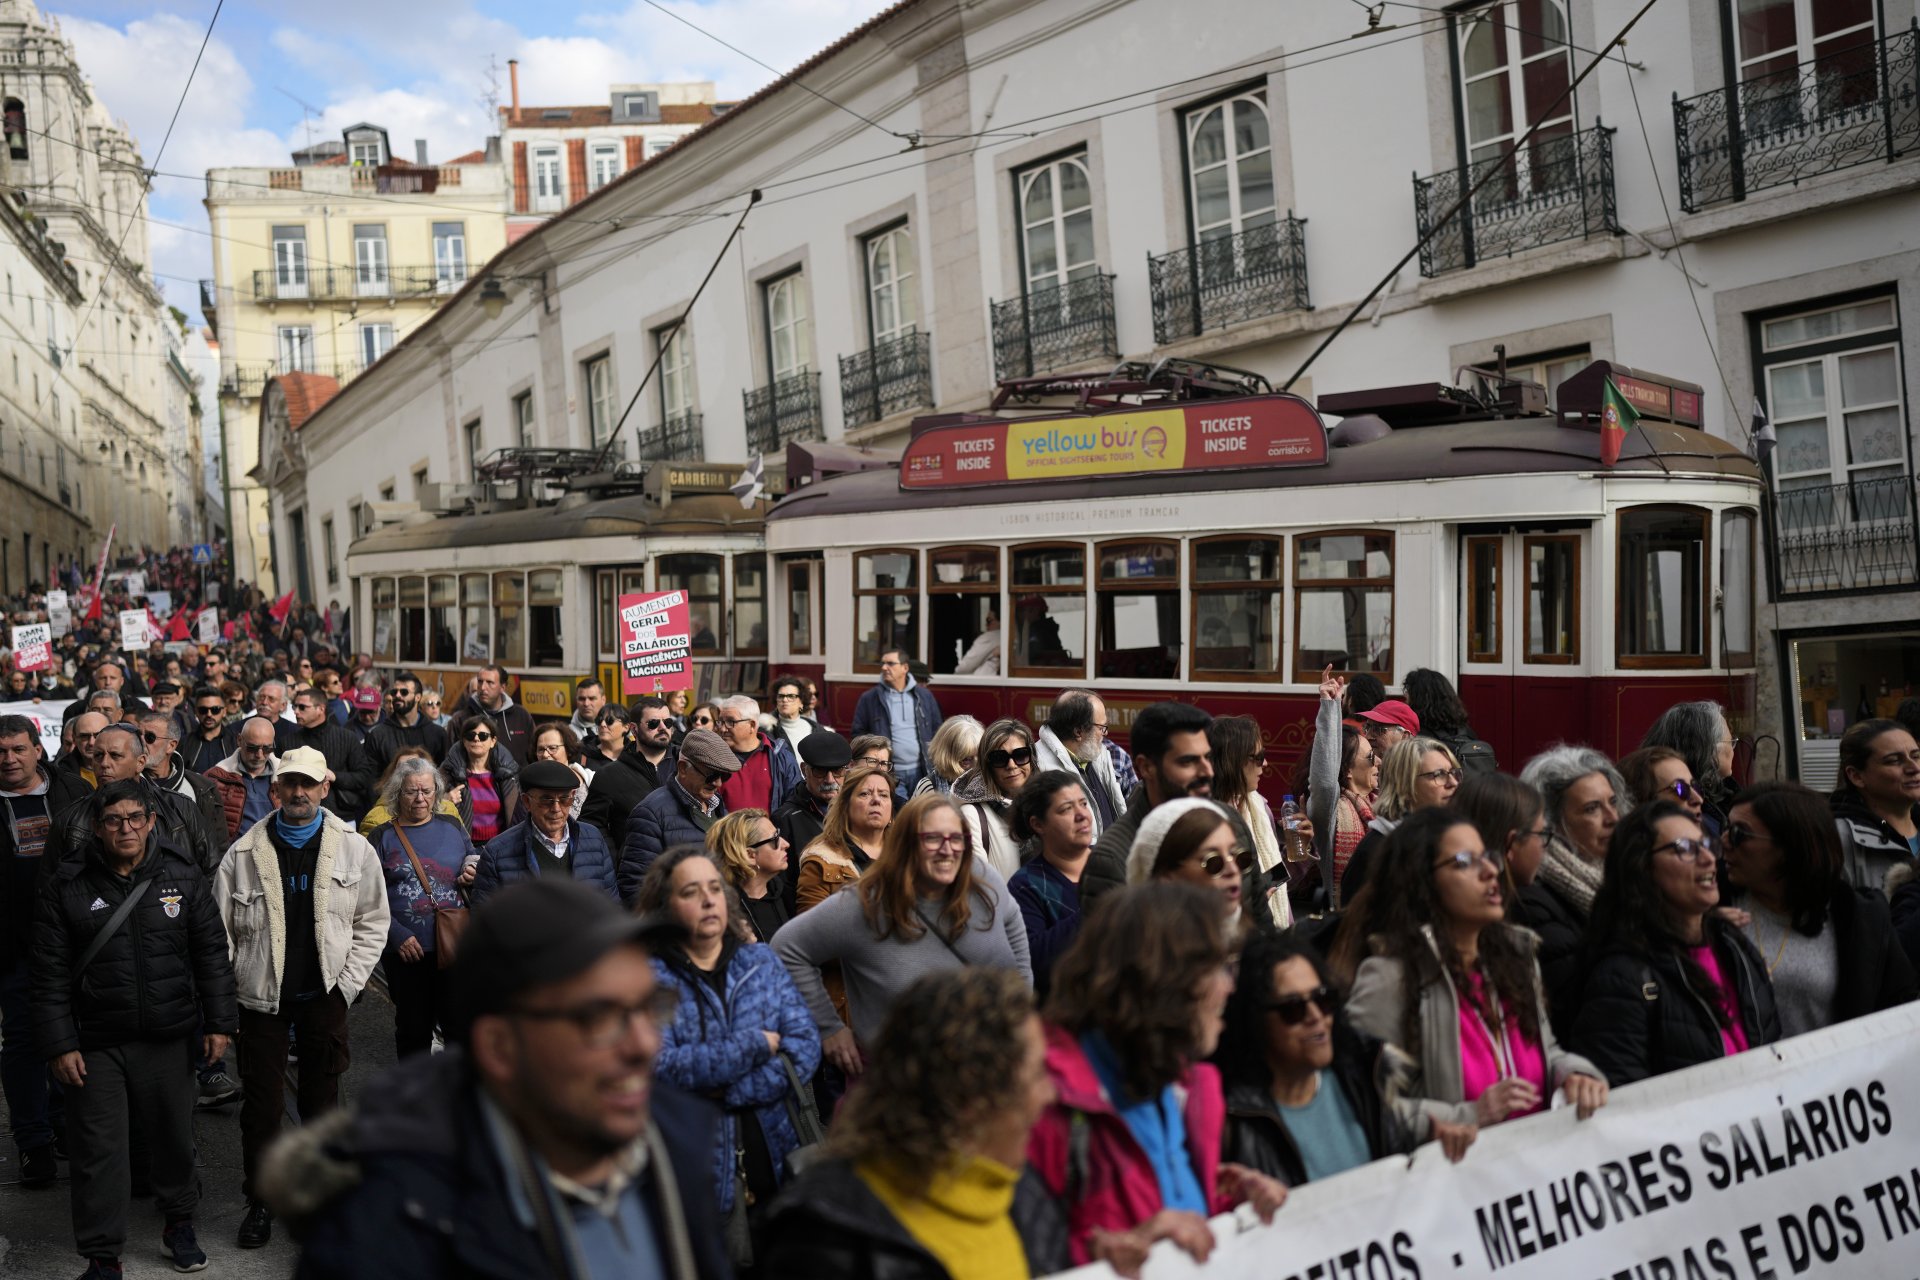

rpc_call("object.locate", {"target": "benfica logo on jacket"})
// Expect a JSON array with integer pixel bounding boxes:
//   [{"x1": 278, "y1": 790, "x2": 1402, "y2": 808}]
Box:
[{"x1": 159, "y1": 892, "x2": 184, "y2": 919}]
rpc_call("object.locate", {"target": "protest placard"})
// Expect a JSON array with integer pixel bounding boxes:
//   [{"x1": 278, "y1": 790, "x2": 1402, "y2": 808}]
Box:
[
  {"x1": 618, "y1": 590, "x2": 693, "y2": 697},
  {"x1": 119, "y1": 608, "x2": 154, "y2": 651},
  {"x1": 196, "y1": 609, "x2": 220, "y2": 646},
  {"x1": 10, "y1": 623, "x2": 52, "y2": 671},
  {"x1": 46, "y1": 589, "x2": 70, "y2": 637}
]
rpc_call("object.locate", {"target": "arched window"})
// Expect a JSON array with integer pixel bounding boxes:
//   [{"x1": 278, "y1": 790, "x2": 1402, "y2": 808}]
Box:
[
  {"x1": 1018, "y1": 155, "x2": 1096, "y2": 296},
  {"x1": 1185, "y1": 90, "x2": 1276, "y2": 243},
  {"x1": 864, "y1": 225, "x2": 916, "y2": 344}
]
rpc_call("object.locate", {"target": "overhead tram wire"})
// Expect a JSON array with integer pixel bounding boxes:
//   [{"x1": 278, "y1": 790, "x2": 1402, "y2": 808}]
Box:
[{"x1": 1282, "y1": 0, "x2": 1667, "y2": 392}]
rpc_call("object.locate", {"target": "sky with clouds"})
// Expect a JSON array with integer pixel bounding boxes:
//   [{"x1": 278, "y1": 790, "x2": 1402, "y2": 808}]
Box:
[{"x1": 47, "y1": 0, "x2": 898, "y2": 322}]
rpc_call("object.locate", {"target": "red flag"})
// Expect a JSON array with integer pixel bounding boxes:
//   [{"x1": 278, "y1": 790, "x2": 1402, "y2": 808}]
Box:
[
  {"x1": 167, "y1": 608, "x2": 193, "y2": 642},
  {"x1": 83, "y1": 524, "x2": 116, "y2": 623},
  {"x1": 270, "y1": 591, "x2": 296, "y2": 624}
]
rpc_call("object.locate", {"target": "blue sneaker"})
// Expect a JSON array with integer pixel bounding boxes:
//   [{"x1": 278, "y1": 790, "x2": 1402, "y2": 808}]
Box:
[{"x1": 161, "y1": 1219, "x2": 208, "y2": 1273}]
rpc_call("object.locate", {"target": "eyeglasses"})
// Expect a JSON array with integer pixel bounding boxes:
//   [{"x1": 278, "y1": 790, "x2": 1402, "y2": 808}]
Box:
[
  {"x1": 918, "y1": 832, "x2": 967, "y2": 851},
  {"x1": 399, "y1": 788, "x2": 437, "y2": 801},
  {"x1": 1418, "y1": 767, "x2": 1465, "y2": 784},
  {"x1": 1196, "y1": 847, "x2": 1254, "y2": 878},
  {"x1": 528, "y1": 791, "x2": 573, "y2": 806},
  {"x1": 1652, "y1": 837, "x2": 1716, "y2": 862},
  {"x1": 1722, "y1": 825, "x2": 1771, "y2": 851},
  {"x1": 746, "y1": 831, "x2": 785, "y2": 851},
  {"x1": 1267, "y1": 986, "x2": 1337, "y2": 1026},
  {"x1": 985, "y1": 747, "x2": 1034, "y2": 770},
  {"x1": 774, "y1": 693, "x2": 802, "y2": 702},
  {"x1": 1434, "y1": 848, "x2": 1504, "y2": 873},
  {"x1": 714, "y1": 716, "x2": 744, "y2": 728},
  {"x1": 1090, "y1": 722, "x2": 1110, "y2": 735},
  {"x1": 239, "y1": 742, "x2": 272, "y2": 754},
  {"x1": 878, "y1": 659, "x2": 904, "y2": 668},
  {"x1": 1667, "y1": 779, "x2": 1698, "y2": 801},
  {"x1": 99, "y1": 813, "x2": 154, "y2": 831},
  {"x1": 511, "y1": 988, "x2": 680, "y2": 1048},
  {"x1": 856, "y1": 756, "x2": 890, "y2": 769}
]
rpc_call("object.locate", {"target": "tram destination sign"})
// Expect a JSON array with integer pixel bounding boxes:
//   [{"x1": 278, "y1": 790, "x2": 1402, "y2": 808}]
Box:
[{"x1": 900, "y1": 394, "x2": 1327, "y2": 490}]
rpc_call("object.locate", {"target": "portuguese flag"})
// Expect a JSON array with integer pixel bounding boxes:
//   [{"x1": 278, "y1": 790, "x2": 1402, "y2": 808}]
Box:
[{"x1": 1600, "y1": 376, "x2": 1640, "y2": 468}]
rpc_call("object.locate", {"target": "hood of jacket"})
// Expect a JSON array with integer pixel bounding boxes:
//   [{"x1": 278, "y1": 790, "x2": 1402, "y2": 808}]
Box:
[
  {"x1": 1833, "y1": 796, "x2": 1920, "y2": 854},
  {"x1": 951, "y1": 767, "x2": 997, "y2": 806},
  {"x1": 213, "y1": 748, "x2": 278, "y2": 779}
]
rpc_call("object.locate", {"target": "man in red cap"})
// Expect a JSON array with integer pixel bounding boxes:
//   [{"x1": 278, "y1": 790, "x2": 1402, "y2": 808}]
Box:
[
  {"x1": 1357, "y1": 699, "x2": 1419, "y2": 757},
  {"x1": 345, "y1": 684, "x2": 385, "y2": 754}
]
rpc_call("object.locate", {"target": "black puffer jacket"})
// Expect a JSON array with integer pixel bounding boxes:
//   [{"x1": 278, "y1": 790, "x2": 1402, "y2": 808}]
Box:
[
  {"x1": 579, "y1": 748, "x2": 662, "y2": 851},
  {"x1": 1221, "y1": 1024, "x2": 1412, "y2": 1186},
  {"x1": 1831, "y1": 797, "x2": 1919, "y2": 894},
  {"x1": 1517, "y1": 875, "x2": 1587, "y2": 1039},
  {"x1": 1570, "y1": 919, "x2": 1782, "y2": 1087},
  {"x1": 1, "y1": 764, "x2": 91, "y2": 975},
  {"x1": 31, "y1": 832, "x2": 238, "y2": 1056},
  {"x1": 1892, "y1": 876, "x2": 1920, "y2": 974},
  {"x1": 51, "y1": 776, "x2": 219, "y2": 877},
  {"x1": 278, "y1": 719, "x2": 375, "y2": 821}
]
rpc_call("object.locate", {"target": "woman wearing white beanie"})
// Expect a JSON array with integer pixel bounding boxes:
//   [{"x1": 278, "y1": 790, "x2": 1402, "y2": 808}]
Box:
[{"x1": 1128, "y1": 798, "x2": 1254, "y2": 934}]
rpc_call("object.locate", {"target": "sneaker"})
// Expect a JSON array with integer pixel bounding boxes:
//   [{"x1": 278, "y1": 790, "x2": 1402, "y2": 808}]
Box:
[
  {"x1": 76, "y1": 1258, "x2": 122, "y2": 1279},
  {"x1": 20, "y1": 1143, "x2": 57, "y2": 1188},
  {"x1": 161, "y1": 1219, "x2": 208, "y2": 1273},
  {"x1": 238, "y1": 1199, "x2": 274, "y2": 1249},
  {"x1": 196, "y1": 1069, "x2": 240, "y2": 1108}
]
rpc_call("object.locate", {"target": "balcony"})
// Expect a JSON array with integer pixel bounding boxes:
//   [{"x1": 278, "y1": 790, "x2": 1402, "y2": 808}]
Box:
[
  {"x1": 1148, "y1": 216, "x2": 1310, "y2": 345},
  {"x1": 839, "y1": 330, "x2": 933, "y2": 429},
  {"x1": 249, "y1": 265, "x2": 457, "y2": 303},
  {"x1": 634, "y1": 412, "x2": 705, "y2": 462},
  {"x1": 744, "y1": 371, "x2": 822, "y2": 456},
  {"x1": 1676, "y1": 24, "x2": 1919, "y2": 212},
  {"x1": 1772, "y1": 473, "x2": 1919, "y2": 596},
  {"x1": 990, "y1": 273, "x2": 1118, "y2": 380},
  {"x1": 1414, "y1": 125, "x2": 1619, "y2": 277},
  {"x1": 220, "y1": 359, "x2": 373, "y2": 400}
]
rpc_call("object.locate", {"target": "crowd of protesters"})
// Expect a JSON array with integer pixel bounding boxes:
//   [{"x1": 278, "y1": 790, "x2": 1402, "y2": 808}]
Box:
[{"x1": 5, "y1": 579, "x2": 1920, "y2": 1280}]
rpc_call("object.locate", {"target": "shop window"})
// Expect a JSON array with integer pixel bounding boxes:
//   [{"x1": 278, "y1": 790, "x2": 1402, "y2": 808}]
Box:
[
  {"x1": 1010, "y1": 544, "x2": 1087, "y2": 676},
  {"x1": 428, "y1": 575, "x2": 457, "y2": 664},
  {"x1": 1464, "y1": 535, "x2": 1502, "y2": 663},
  {"x1": 1095, "y1": 540, "x2": 1180, "y2": 680},
  {"x1": 529, "y1": 568, "x2": 564, "y2": 668},
  {"x1": 1618, "y1": 506, "x2": 1707, "y2": 667},
  {"x1": 399, "y1": 575, "x2": 427, "y2": 664},
  {"x1": 1294, "y1": 531, "x2": 1394, "y2": 680},
  {"x1": 734, "y1": 554, "x2": 768, "y2": 655},
  {"x1": 1523, "y1": 535, "x2": 1579, "y2": 664},
  {"x1": 930, "y1": 546, "x2": 1000, "y2": 676},
  {"x1": 1191, "y1": 535, "x2": 1282, "y2": 678},
  {"x1": 659, "y1": 553, "x2": 725, "y2": 652},
  {"x1": 1721, "y1": 510, "x2": 1756, "y2": 667},
  {"x1": 460, "y1": 573, "x2": 491, "y2": 662},
  {"x1": 371, "y1": 578, "x2": 397, "y2": 662},
  {"x1": 853, "y1": 549, "x2": 919, "y2": 671}
]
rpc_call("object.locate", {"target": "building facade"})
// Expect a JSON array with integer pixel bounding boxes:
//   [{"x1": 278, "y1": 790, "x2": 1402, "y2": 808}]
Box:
[
  {"x1": 272, "y1": 0, "x2": 1920, "y2": 776},
  {"x1": 202, "y1": 125, "x2": 506, "y2": 591}
]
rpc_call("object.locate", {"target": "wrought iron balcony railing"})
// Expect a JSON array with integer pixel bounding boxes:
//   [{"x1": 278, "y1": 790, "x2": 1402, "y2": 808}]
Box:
[
  {"x1": 744, "y1": 371, "x2": 823, "y2": 456},
  {"x1": 219, "y1": 360, "x2": 364, "y2": 399},
  {"x1": 1771, "y1": 472, "x2": 1919, "y2": 595},
  {"x1": 1676, "y1": 23, "x2": 1919, "y2": 212},
  {"x1": 1147, "y1": 216, "x2": 1310, "y2": 344},
  {"x1": 839, "y1": 330, "x2": 933, "y2": 429},
  {"x1": 991, "y1": 273, "x2": 1118, "y2": 381},
  {"x1": 249, "y1": 265, "x2": 461, "y2": 303},
  {"x1": 1414, "y1": 125, "x2": 1618, "y2": 277},
  {"x1": 634, "y1": 412, "x2": 705, "y2": 461}
]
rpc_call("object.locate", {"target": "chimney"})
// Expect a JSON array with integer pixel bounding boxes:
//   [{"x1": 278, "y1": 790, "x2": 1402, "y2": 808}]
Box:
[
  {"x1": 484, "y1": 134, "x2": 501, "y2": 164},
  {"x1": 508, "y1": 58, "x2": 521, "y2": 120},
  {"x1": 414, "y1": 139, "x2": 428, "y2": 165}
]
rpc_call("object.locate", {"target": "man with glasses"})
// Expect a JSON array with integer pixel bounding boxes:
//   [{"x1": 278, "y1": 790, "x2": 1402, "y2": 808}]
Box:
[
  {"x1": 53, "y1": 724, "x2": 218, "y2": 876},
  {"x1": 1033, "y1": 689, "x2": 1127, "y2": 838},
  {"x1": 770, "y1": 676, "x2": 813, "y2": 753},
  {"x1": 1356, "y1": 699, "x2": 1420, "y2": 758},
  {"x1": 271, "y1": 879, "x2": 726, "y2": 1279},
  {"x1": 466, "y1": 761, "x2": 618, "y2": 906},
  {"x1": 618, "y1": 728, "x2": 739, "y2": 905},
  {"x1": 251, "y1": 678, "x2": 294, "y2": 724},
  {"x1": 850, "y1": 647, "x2": 943, "y2": 794},
  {"x1": 774, "y1": 730, "x2": 850, "y2": 913},
  {"x1": 137, "y1": 709, "x2": 224, "y2": 857},
  {"x1": 281, "y1": 685, "x2": 375, "y2": 823},
  {"x1": 183, "y1": 684, "x2": 236, "y2": 774},
  {"x1": 582, "y1": 697, "x2": 674, "y2": 851},
  {"x1": 204, "y1": 717, "x2": 280, "y2": 845},
  {"x1": 714, "y1": 694, "x2": 801, "y2": 816},
  {"x1": 33, "y1": 780, "x2": 237, "y2": 1278},
  {"x1": 365, "y1": 673, "x2": 449, "y2": 776},
  {"x1": 218, "y1": 746, "x2": 389, "y2": 1249},
  {"x1": 59, "y1": 710, "x2": 110, "y2": 789}
]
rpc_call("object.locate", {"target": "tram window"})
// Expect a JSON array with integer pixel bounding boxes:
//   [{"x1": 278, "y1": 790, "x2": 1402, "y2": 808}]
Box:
[
  {"x1": 1191, "y1": 536, "x2": 1281, "y2": 678},
  {"x1": 930, "y1": 546, "x2": 1000, "y2": 676},
  {"x1": 1617, "y1": 506, "x2": 1707, "y2": 666},
  {"x1": 493, "y1": 572, "x2": 527, "y2": 668},
  {"x1": 596, "y1": 570, "x2": 617, "y2": 660},
  {"x1": 371, "y1": 578, "x2": 398, "y2": 662},
  {"x1": 853, "y1": 549, "x2": 919, "y2": 671},
  {"x1": 1096, "y1": 540, "x2": 1179, "y2": 680},
  {"x1": 784, "y1": 560, "x2": 818, "y2": 657},
  {"x1": 399, "y1": 576, "x2": 427, "y2": 664},
  {"x1": 1524, "y1": 536, "x2": 1579, "y2": 664},
  {"x1": 428, "y1": 575, "x2": 457, "y2": 664},
  {"x1": 734, "y1": 555, "x2": 768, "y2": 655},
  {"x1": 1721, "y1": 510, "x2": 1755, "y2": 667},
  {"x1": 529, "y1": 568, "x2": 564, "y2": 668},
  {"x1": 460, "y1": 573, "x2": 491, "y2": 662},
  {"x1": 1294, "y1": 531, "x2": 1393, "y2": 680},
  {"x1": 1010, "y1": 544, "x2": 1086, "y2": 676},
  {"x1": 1464, "y1": 537, "x2": 1501, "y2": 663},
  {"x1": 659, "y1": 554, "x2": 725, "y2": 652}
]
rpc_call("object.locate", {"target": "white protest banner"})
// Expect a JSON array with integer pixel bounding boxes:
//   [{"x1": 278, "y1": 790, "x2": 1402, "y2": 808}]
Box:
[
  {"x1": 0, "y1": 699, "x2": 74, "y2": 756},
  {"x1": 145, "y1": 590, "x2": 172, "y2": 618},
  {"x1": 46, "y1": 589, "x2": 70, "y2": 637},
  {"x1": 124, "y1": 571, "x2": 145, "y2": 597},
  {"x1": 10, "y1": 623, "x2": 53, "y2": 671},
  {"x1": 196, "y1": 609, "x2": 220, "y2": 647},
  {"x1": 1051, "y1": 1004, "x2": 1920, "y2": 1280},
  {"x1": 118, "y1": 608, "x2": 154, "y2": 651}
]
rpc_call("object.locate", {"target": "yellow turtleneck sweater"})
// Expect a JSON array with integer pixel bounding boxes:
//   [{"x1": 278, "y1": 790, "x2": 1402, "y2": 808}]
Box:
[{"x1": 857, "y1": 1155, "x2": 1027, "y2": 1280}]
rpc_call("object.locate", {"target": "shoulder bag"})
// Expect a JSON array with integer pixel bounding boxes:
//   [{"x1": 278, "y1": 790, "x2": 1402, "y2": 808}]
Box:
[
  {"x1": 780, "y1": 1050, "x2": 828, "y2": 1177},
  {"x1": 395, "y1": 824, "x2": 470, "y2": 969},
  {"x1": 73, "y1": 881, "x2": 152, "y2": 981}
]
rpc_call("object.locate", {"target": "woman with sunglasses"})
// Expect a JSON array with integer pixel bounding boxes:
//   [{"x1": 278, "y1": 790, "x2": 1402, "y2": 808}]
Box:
[
  {"x1": 952, "y1": 718, "x2": 1035, "y2": 879},
  {"x1": 1617, "y1": 747, "x2": 1704, "y2": 823},
  {"x1": 682, "y1": 701, "x2": 723, "y2": 744},
  {"x1": 1571, "y1": 802, "x2": 1781, "y2": 1085},
  {"x1": 579, "y1": 703, "x2": 631, "y2": 773},
  {"x1": 1125, "y1": 798, "x2": 1258, "y2": 935},
  {"x1": 1639, "y1": 700, "x2": 1738, "y2": 837},
  {"x1": 1219, "y1": 933, "x2": 1453, "y2": 1187},
  {"x1": 796, "y1": 762, "x2": 894, "y2": 912},
  {"x1": 1719, "y1": 782, "x2": 1915, "y2": 1037},
  {"x1": 1335, "y1": 809, "x2": 1608, "y2": 1133},
  {"x1": 710, "y1": 808, "x2": 794, "y2": 944},
  {"x1": 418, "y1": 688, "x2": 448, "y2": 729},
  {"x1": 1210, "y1": 715, "x2": 1306, "y2": 929},
  {"x1": 1007, "y1": 771, "x2": 1094, "y2": 999},
  {"x1": 440, "y1": 718, "x2": 519, "y2": 845},
  {"x1": 1337, "y1": 735, "x2": 1461, "y2": 906},
  {"x1": 1298, "y1": 667, "x2": 1379, "y2": 909}
]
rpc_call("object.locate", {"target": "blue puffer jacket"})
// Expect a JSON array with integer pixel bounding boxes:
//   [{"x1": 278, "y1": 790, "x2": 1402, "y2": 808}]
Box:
[
  {"x1": 467, "y1": 818, "x2": 618, "y2": 905},
  {"x1": 619, "y1": 777, "x2": 725, "y2": 905},
  {"x1": 651, "y1": 939, "x2": 822, "y2": 1215}
]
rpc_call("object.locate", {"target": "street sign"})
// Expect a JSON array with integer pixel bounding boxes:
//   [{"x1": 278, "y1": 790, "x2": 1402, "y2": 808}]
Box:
[{"x1": 190, "y1": 544, "x2": 214, "y2": 566}]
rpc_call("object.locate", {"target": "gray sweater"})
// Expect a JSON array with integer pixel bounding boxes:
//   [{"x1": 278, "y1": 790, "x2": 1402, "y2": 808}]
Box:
[{"x1": 771, "y1": 864, "x2": 1032, "y2": 1046}]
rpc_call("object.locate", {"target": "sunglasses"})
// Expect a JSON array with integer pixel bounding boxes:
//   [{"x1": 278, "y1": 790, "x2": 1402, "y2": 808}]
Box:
[
  {"x1": 1722, "y1": 825, "x2": 1769, "y2": 851},
  {"x1": 140, "y1": 731, "x2": 164, "y2": 745},
  {"x1": 702, "y1": 770, "x2": 730, "y2": 787},
  {"x1": 640, "y1": 718, "x2": 673, "y2": 730},
  {"x1": 1248, "y1": 751, "x2": 1267, "y2": 765},
  {"x1": 1268, "y1": 986, "x2": 1337, "y2": 1026},
  {"x1": 466, "y1": 733, "x2": 494, "y2": 743},
  {"x1": 1197, "y1": 847, "x2": 1254, "y2": 878},
  {"x1": 986, "y1": 747, "x2": 1034, "y2": 770},
  {"x1": 746, "y1": 831, "x2": 785, "y2": 851},
  {"x1": 1434, "y1": 848, "x2": 1503, "y2": 872},
  {"x1": 197, "y1": 705, "x2": 224, "y2": 715},
  {"x1": 1667, "y1": 779, "x2": 1697, "y2": 800}
]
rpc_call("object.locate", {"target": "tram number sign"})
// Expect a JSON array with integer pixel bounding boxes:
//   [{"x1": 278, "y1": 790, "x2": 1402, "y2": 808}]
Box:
[
  {"x1": 618, "y1": 590, "x2": 695, "y2": 696},
  {"x1": 900, "y1": 394, "x2": 1327, "y2": 490}
]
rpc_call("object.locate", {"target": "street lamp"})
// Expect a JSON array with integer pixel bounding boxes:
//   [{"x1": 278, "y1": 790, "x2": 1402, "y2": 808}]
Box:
[{"x1": 478, "y1": 277, "x2": 509, "y2": 321}]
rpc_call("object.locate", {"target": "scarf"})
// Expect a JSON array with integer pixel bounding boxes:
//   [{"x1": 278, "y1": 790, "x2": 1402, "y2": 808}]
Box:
[
  {"x1": 1238, "y1": 793, "x2": 1292, "y2": 929},
  {"x1": 274, "y1": 807, "x2": 325, "y2": 847},
  {"x1": 1535, "y1": 833, "x2": 1603, "y2": 917}
]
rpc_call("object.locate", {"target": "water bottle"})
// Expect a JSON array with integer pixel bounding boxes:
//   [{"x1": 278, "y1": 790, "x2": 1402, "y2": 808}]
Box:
[{"x1": 1281, "y1": 794, "x2": 1306, "y2": 863}]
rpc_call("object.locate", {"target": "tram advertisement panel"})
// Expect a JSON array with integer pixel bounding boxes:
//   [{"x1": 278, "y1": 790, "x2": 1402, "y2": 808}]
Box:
[
  {"x1": 618, "y1": 590, "x2": 695, "y2": 697},
  {"x1": 901, "y1": 394, "x2": 1327, "y2": 489}
]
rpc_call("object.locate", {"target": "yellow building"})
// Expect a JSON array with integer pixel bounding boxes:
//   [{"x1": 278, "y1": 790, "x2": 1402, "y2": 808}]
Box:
[{"x1": 202, "y1": 123, "x2": 506, "y2": 592}]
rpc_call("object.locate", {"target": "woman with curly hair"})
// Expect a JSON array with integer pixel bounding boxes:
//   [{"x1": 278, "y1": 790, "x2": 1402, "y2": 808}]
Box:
[
  {"x1": 761, "y1": 969, "x2": 1067, "y2": 1280},
  {"x1": 1517, "y1": 744, "x2": 1626, "y2": 1034},
  {"x1": 1028, "y1": 884, "x2": 1287, "y2": 1268},
  {"x1": 1334, "y1": 809, "x2": 1609, "y2": 1136},
  {"x1": 708, "y1": 807, "x2": 792, "y2": 944}
]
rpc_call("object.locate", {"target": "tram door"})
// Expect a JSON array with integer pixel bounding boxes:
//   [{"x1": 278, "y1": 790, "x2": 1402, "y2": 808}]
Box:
[
  {"x1": 1456, "y1": 527, "x2": 1591, "y2": 768},
  {"x1": 593, "y1": 564, "x2": 649, "y2": 696}
]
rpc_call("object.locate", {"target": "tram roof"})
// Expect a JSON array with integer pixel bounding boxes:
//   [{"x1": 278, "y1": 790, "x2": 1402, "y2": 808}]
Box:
[
  {"x1": 347, "y1": 491, "x2": 764, "y2": 555},
  {"x1": 767, "y1": 417, "x2": 1761, "y2": 521}
]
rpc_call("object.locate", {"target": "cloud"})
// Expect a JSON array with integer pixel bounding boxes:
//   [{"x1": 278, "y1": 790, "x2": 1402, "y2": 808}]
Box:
[
  {"x1": 269, "y1": 28, "x2": 371, "y2": 91},
  {"x1": 308, "y1": 88, "x2": 491, "y2": 165},
  {"x1": 580, "y1": 0, "x2": 903, "y2": 96}
]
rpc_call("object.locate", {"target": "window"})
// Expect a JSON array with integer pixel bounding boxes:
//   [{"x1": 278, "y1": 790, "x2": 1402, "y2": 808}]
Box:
[
  {"x1": 1010, "y1": 544, "x2": 1087, "y2": 675},
  {"x1": 590, "y1": 142, "x2": 621, "y2": 191},
  {"x1": 1454, "y1": 1, "x2": 1575, "y2": 201},
  {"x1": 659, "y1": 554, "x2": 726, "y2": 652},
  {"x1": 595, "y1": 566, "x2": 649, "y2": 661},
  {"x1": 359, "y1": 323, "x2": 394, "y2": 368},
  {"x1": 763, "y1": 272, "x2": 810, "y2": 382},
  {"x1": 371, "y1": 578, "x2": 398, "y2": 660},
  {"x1": 529, "y1": 568, "x2": 564, "y2": 667},
  {"x1": 400, "y1": 576, "x2": 426, "y2": 663},
  {"x1": 464, "y1": 419, "x2": 483, "y2": 479},
  {"x1": 460, "y1": 573, "x2": 491, "y2": 660},
  {"x1": 1505, "y1": 348, "x2": 1589, "y2": 405},
  {"x1": 734, "y1": 554, "x2": 768, "y2": 655},
  {"x1": 1721, "y1": 510, "x2": 1756, "y2": 666},
  {"x1": 433, "y1": 222, "x2": 467, "y2": 291},
  {"x1": 277, "y1": 326, "x2": 314, "y2": 373},
  {"x1": 583, "y1": 354, "x2": 616, "y2": 451},
  {"x1": 1096, "y1": 540, "x2": 1181, "y2": 680},
  {"x1": 1192, "y1": 536, "x2": 1282, "y2": 678},
  {"x1": 1523, "y1": 535, "x2": 1580, "y2": 663},
  {"x1": 853, "y1": 549, "x2": 919, "y2": 671},
  {"x1": 532, "y1": 148, "x2": 564, "y2": 211},
  {"x1": 1731, "y1": 0, "x2": 1877, "y2": 119},
  {"x1": 353, "y1": 225, "x2": 389, "y2": 296},
  {"x1": 658, "y1": 326, "x2": 693, "y2": 422},
  {"x1": 1185, "y1": 89, "x2": 1276, "y2": 246},
  {"x1": 493, "y1": 572, "x2": 527, "y2": 668},
  {"x1": 413, "y1": 466, "x2": 429, "y2": 493},
  {"x1": 322, "y1": 518, "x2": 338, "y2": 586},
  {"x1": 272, "y1": 227, "x2": 309, "y2": 299},
  {"x1": 863, "y1": 225, "x2": 917, "y2": 345},
  {"x1": 379, "y1": 483, "x2": 396, "y2": 503},
  {"x1": 3, "y1": 97, "x2": 25, "y2": 161},
  {"x1": 513, "y1": 391, "x2": 536, "y2": 448},
  {"x1": 1017, "y1": 154, "x2": 1096, "y2": 296},
  {"x1": 784, "y1": 558, "x2": 820, "y2": 657},
  {"x1": 1763, "y1": 298, "x2": 1904, "y2": 510},
  {"x1": 648, "y1": 138, "x2": 674, "y2": 158},
  {"x1": 349, "y1": 138, "x2": 383, "y2": 167},
  {"x1": 429, "y1": 574, "x2": 457, "y2": 663},
  {"x1": 929, "y1": 546, "x2": 1000, "y2": 676},
  {"x1": 1618, "y1": 506, "x2": 1708, "y2": 666},
  {"x1": 1465, "y1": 535, "x2": 1503, "y2": 663},
  {"x1": 1294, "y1": 531, "x2": 1394, "y2": 680}
]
